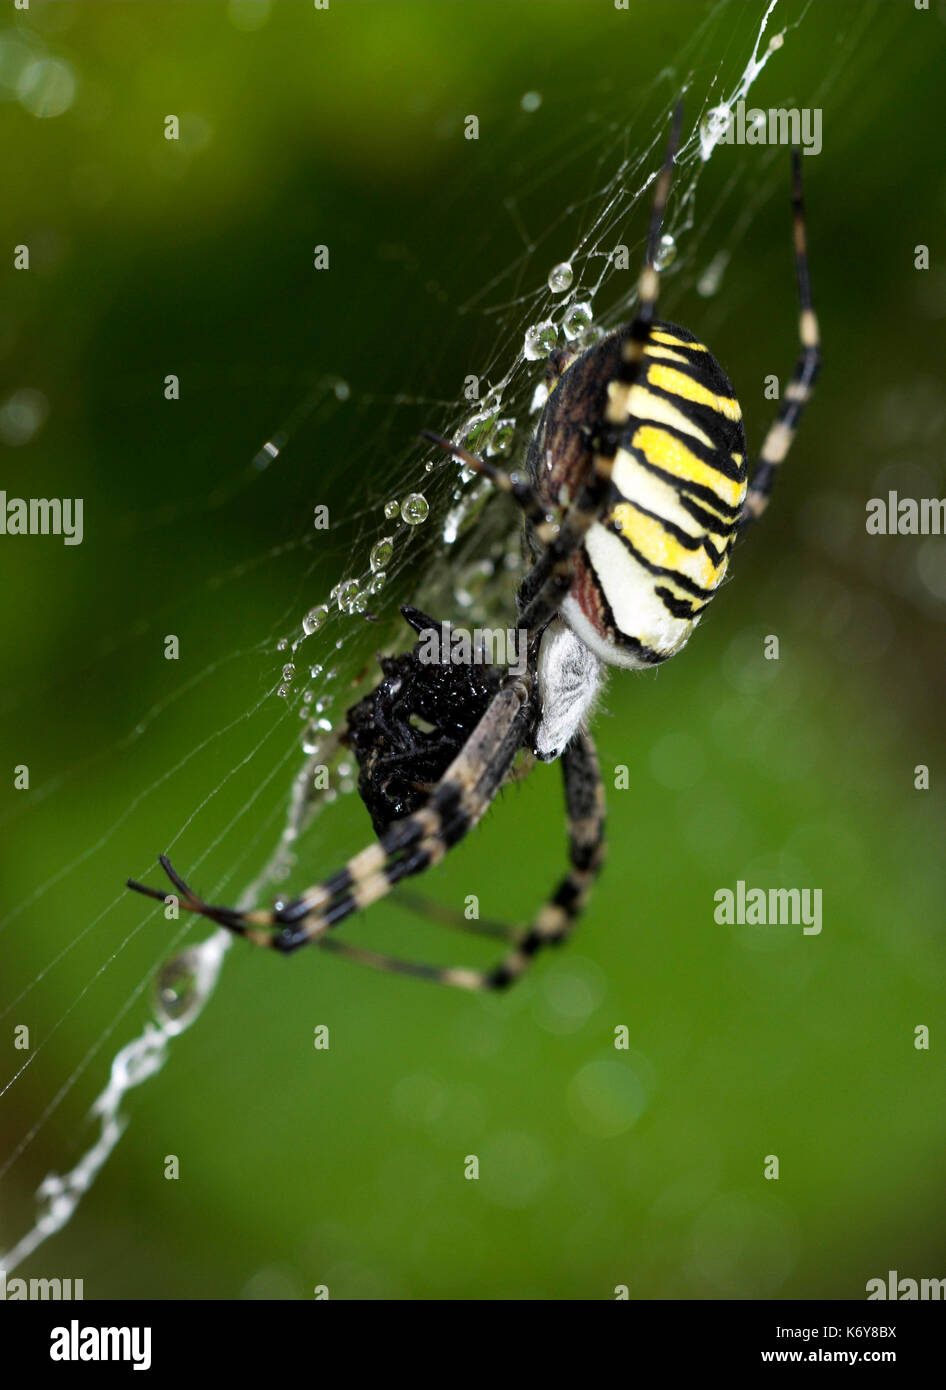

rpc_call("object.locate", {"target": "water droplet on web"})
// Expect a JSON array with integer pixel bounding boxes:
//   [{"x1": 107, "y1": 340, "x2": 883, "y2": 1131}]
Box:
[
  {"x1": 655, "y1": 234, "x2": 677, "y2": 271},
  {"x1": 562, "y1": 302, "x2": 593, "y2": 341},
  {"x1": 700, "y1": 105, "x2": 731, "y2": 161},
  {"x1": 282, "y1": 663, "x2": 296, "y2": 682},
  {"x1": 401, "y1": 493, "x2": 429, "y2": 525},
  {"x1": 697, "y1": 249, "x2": 729, "y2": 298},
  {"x1": 310, "y1": 663, "x2": 323, "y2": 679},
  {"x1": 548, "y1": 261, "x2": 574, "y2": 293},
  {"x1": 370, "y1": 538, "x2": 393, "y2": 571},
  {"x1": 302, "y1": 605, "x2": 328, "y2": 635},
  {"x1": 384, "y1": 499, "x2": 399, "y2": 520},
  {"x1": 369, "y1": 571, "x2": 387, "y2": 594},
  {"x1": 301, "y1": 688, "x2": 314, "y2": 704},
  {"x1": 486, "y1": 418, "x2": 516, "y2": 456},
  {"x1": 530, "y1": 381, "x2": 549, "y2": 414},
  {"x1": 34, "y1": 1176, "x2": 74, "y2": 1232},
  {"x1": 301, "y1": 720, "x2": 321, "y2": 754},
  {"x1": 276, "y1": 683, "x2": 291, "y2": 698},
  {"x1": 153, "y1": 951, "x2": 204, "y2": 1029},
  {"x1": 276, "y1": 638, "x2": 289, "y2": 651},
  {"x1": 336, "y1": 580, "x2": 360, "y2": 611},
  {"x1": 524, "y1": 320, "x2": 558, "y2": 360}
]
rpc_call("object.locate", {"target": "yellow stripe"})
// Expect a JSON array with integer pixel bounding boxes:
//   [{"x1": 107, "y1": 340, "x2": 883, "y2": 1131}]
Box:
[
  {"x1": 612, "y1": 448, "x2": 730, "y2": 540},
  {"x1": 647, "y1": 363, "x2": 743, "y2": 422},
  {"x1": 642, "y1": 345, "x2": 692, "y2": 365},
  {"x1": 625, "y1": 385, "x2": 714, "y2": 448},
  {"x1": 650, "y1": 330, "x2": 707, "y2": 352},
  {"x1": 610, "y1": 502, "x2": 729, "y2": 590},
  {"x1": 633, "y1": 424, "x2": 747, "y2": 509}
]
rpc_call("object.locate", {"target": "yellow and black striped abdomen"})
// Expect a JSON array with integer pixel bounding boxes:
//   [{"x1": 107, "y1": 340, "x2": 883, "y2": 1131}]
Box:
[{"x1": 527, "y1": 320, "x2": 748, "y2": 669}]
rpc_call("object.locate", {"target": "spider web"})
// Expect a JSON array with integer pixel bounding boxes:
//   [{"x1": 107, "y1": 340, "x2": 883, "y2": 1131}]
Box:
[{"x1": 0, "y1": 0, "x2": 871, "y2": 1282}]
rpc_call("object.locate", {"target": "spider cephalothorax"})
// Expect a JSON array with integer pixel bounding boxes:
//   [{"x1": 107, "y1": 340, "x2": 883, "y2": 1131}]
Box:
[{"x1": 128, "y1": 107, "x2": 820, "y2": 991}]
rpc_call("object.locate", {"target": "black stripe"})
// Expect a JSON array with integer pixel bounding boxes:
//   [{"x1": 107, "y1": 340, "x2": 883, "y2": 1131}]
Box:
[
  {"x1": 570, "y1": 841, "x2": 599, "y2": 873},
  {"x1": 636, "y1": 380, "x2": 745, "y2": 458},
  {"x1": 625, "y1": 456, "x2": 744, "y2": 522},
  {"x1": 678, "y1": 493, "x2": 740, "y2": 535},
  {"x1": 625, "y1": 419, "x2": 747, "y2": 486},
  {"x1": 607, "y1": 490, "x2": 727, "y2": 566},
  {"x1": 654, "y1": 585, "x2": 703, "y2": 620},
  {"x1": 552, "y1": 877, "x2": 582, "y2": 916},
  {"x1": 604, "y1": 526, "x2": 716, "y2": 601}
]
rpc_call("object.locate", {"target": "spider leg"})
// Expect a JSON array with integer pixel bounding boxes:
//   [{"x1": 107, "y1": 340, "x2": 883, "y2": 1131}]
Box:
[
  {"x1": 516, "y1": 101, "x2": 683, "y2": 633},
  {"x1": 391, "y1": 889, "x2": 518, "y2": 942},
  {"x1": 309, "y1": 730, "x2": 605, "y2": 990},
  {"x1": 126, "y1": 855, "x2": 246, "y2": 932},
  {"x1": 475, "y1": 728, "x2": 606, "y2": 988},
  {"x1": 127, "y1": 674, "x2": 534, "y2": 953},
  {"x1": 740, "y1": 149, "x2": 821, "y2": 530},
  {"x1": 421, "y1": 430, "x2": 561, "y2": 549},
  {"x1": 424, "y1": 106, "x2": 684, "y2": 642}
]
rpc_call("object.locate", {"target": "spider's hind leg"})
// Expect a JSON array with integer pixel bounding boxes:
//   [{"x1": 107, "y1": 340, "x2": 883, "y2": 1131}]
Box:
[
  {"x1": 740, "y1": 149, "x2": 821, "y2": 530},
  {"x1": 312, "y1": 729, "x2": 605, "y2": 991}
]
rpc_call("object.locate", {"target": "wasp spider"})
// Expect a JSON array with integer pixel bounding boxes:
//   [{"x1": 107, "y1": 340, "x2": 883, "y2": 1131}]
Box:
[{"x1": 128, "y1": 109, "x2": 821, "y2": 991}]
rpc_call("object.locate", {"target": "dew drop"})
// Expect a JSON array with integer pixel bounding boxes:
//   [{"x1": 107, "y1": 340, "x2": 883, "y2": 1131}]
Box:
[
  {"x1": 487, "y1": 418, "x2": 516, "y2": 457},
  {"x1": 655, "y1": 233, "x2": 677, "y2": 271},
  {"x1": 401, "y1": 493, "x2": 429, "y2": 525},
  {"x1": 310, "y1": 663, "x2": 323, "y2": 679},
  {"x1": 302, "y1": 604, "x2": 328, "y2": 635},
  {"x1": 281, "y1": 663, "x2": 296, "y2": 681},
  {"x1": 276, "y1": 683, "x2": 291, "y2": 698},
  {"x1": 153, "y1": 950, "x2": 205, "y2": 1029},
  {"x1": 524, "y1": 320, "x2": 558, "y2": 360},
  {"x1": 369, "y1": 571, "x2": 387, "y2": 594},
  {"x1": 384, "y1": 499, "x2": 400, "y2": 519},
  {"x1": 547, "y1": 261, "x2": 574, "y2": 294},
  {"x1": 276, "y1": 638, "x2": 289, "y2": 652},
  {"x1": 370, "y1": 537, "x2": 393, "y2": 571},
  {"x1": 700, "y1": 105, "x2": 731, "y2": 161},
  {"x1": 336, "y1": 579, "x2": 360, "y2": 611},
  {"x1": 562, "y1": 302, "x2": 593, "y2": 341},
  {"x1": 301, "y1": 720, "x2": 321, "y2": 754},
  {"x1": 697, "y1": 250, "x2": 730, "y2": 298},
  {"x1": 530, "y1": 381, "x2": 550, "y2": 415}
]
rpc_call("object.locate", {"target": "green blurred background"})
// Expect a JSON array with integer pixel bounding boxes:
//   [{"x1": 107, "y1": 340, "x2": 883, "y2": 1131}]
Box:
[{"x1": 1, "y1": 0, "x2": 945, "y2": 1300}]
